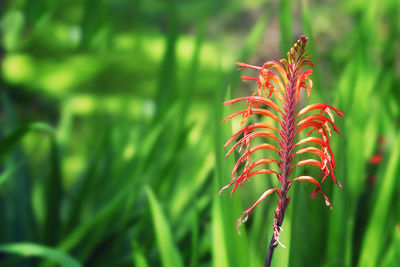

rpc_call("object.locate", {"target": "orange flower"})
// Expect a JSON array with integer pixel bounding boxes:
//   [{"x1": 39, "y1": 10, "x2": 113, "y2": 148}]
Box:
[{"x1": 220, "y1": 36, "x2": 343, "y2": 266}]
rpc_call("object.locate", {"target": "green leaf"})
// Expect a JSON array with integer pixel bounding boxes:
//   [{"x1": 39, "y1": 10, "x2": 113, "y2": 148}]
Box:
[
  {"x1": 145, "y1": 185, "x2": 184, "y2": 267},
  {"x1": 288, "y1": 186, "x2": 313, "y2": 267},
  {"x1": 357, "y1": 131, "x2": 400, "y2": 267},
  {"x1": 0, "y1": 160, "x2": 24, "y2": 186},
  {"x1": 0, "y1": 243, "x2": 81, "y2": 267},
  {"x1": 42, "y1": 137, "x2": 63, "y2": 245},
  {"x1": 279, "y1": 0, "x2": 293, "y2": 55},
  {"x1": 132, "y1": 241, "x2": 149, "y2": 267},
  {"x1": 0, "y1": 122, "x2": 54, "y2": 165}
]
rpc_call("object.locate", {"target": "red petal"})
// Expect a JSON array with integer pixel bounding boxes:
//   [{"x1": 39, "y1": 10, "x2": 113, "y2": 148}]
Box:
[
  {"x1": 220, "y1": 167, "x2": 279, "y2": 196},
  {"x1": 262, "y1": 60, "x2": 289, "y2": 85},
  {"x1": 292, "y1": 159, "x2": 323, "y2": 169},
  {"x1": 236, "y1": 188, "x2": 281, "y2": 232},
  {"x1": 370, "y1": 154, "x2": 383, "y2": 164},
  {"x1": 219, "y1": 180, "x2": 236, "y2": 196},
  {"x1": 296, "y1": 103, "x2": 344, "y2": 118},
  {"x1": 232, "y1": 143, "x2": 279, "y2": 177},
  {"x1": 224, "y1": 123, "x2": 280, "y2": 148},
  {"x1": 236, "y1": 62, "x2": 262, "y2": 70},
  {"x1": 224, "y1": 96, "x2": 282, "y2": 113},
  {"x1": 295, "y1": 121, "x2": 329, "y2": 141},
  {"x1": 245, "y1": 169, "x2": 278, "y2": 177},
  {"x1": 322, "y1": 166, "x2": 343, "y2": 190},
  {"x1": 296, "y1": 136, "x2": 329, "y2": 148},
  {"x1": 294, "y1": 147, "x2": 327, "y2": 161},
  {"x1": 289, "y1": 175, "x2": 320, "y2": 188},
  {"x1": 294, "y1": 147, "x2": 338, "y2": 183},
  {"x1": 295, "y1": 137, "x2": 334, "y2": 165},
  {"x1": 297, "y1": 114, "x2": 341, "y2": 135},
  {"x1": 244, "y1": 158, "x2": 279, "y2": 174},
  {"x1": 222, "y1": 108, "x2": 281, "y2": 123},
  {"x1": 295, "y1": 70, "x2": 313, "y2": 101},
  {"x1": 299, "y1": 60, "x2": 315, "y2": 68},
  {"x1": 225, "y1": 131, "x2": 279, "y2": 158},
  {"x1": 288, "y1": 176, "x2": 332, "y2": 209},
  {"x1": 261, "y1": 69, "x2": 286, "y2": 95},
  {"x1": 241, "y1": 76, "x2": 259, "y2": 81}
]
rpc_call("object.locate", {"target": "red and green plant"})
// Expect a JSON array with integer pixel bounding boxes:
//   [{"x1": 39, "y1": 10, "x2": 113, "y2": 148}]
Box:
[{"x1": 220, "y1": 36, "x2": 343, "y2": 266}]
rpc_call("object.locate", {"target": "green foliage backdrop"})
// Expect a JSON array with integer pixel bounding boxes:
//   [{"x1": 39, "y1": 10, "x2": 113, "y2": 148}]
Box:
[{"x1": 0, "y1": 0, "x2": 399, "y2": 266}]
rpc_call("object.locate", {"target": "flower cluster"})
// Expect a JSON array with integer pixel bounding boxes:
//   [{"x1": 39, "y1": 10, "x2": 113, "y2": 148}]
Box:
[{"x1": 220, "y1": 36, "x2": 343, "y2": 247}]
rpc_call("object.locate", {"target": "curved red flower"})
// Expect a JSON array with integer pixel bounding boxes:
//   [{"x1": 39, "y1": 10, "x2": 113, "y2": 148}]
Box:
[{"x1": 219, "y1": 36, "x2": 343, "y2": 263}]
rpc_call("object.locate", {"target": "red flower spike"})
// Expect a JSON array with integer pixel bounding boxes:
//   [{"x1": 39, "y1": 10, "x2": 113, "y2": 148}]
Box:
[{"x1": 219, "y1": 36, "x2": 343, "y2": 266}]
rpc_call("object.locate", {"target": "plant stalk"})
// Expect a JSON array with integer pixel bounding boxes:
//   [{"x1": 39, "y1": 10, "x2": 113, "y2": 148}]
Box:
[
  {"x1": 265, "y1": 197, "x2": 288, "y2": 267},
  {"x1": 265, "y1": 69, "x2": 297, "y2": 267}
]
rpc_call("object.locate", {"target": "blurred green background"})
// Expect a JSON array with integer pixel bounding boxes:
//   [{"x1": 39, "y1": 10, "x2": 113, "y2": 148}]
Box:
[{"x1": 0, "y1": 0, "x2": 399, "y2": 266}]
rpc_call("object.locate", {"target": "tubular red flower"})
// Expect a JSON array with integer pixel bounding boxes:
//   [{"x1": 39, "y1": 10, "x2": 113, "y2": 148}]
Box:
[
  {"x1": 223, "y1": 108, "x2": 281, "y2": 123},
  {"x1": 224, "y1": 122, "x2": 280, "y2": 150},
  {"x1": 295, "y1": 136, "x2": 336, "y2": 167},
  {"x1": 224, "y1": 96, "x2": 282, "y2": 113},
  {"x1": 288, "y1": 176, "x2": 332, "y2": 209},
  {"x1": 295, "y1": 121, "x2": 330, "y2": 143},
  {"x1": 220, "y1": 35, "x2": 343, "y2": 265},
  {"x1": 296, "y1": 114, "x2": 341, "y2": 135},
  {"x1": 261, "y1": 61, "x2": 289, "y2": 85},
  {"x1": 225, "y1": 131, "x2": 280, "y2": 158},
  {"x1": 236, "y1": 188, "x2": 282, "y2": 232},
  {"x1": 296, "y1": 103, "x2": 344, "y2": 121},
  {"x1": 231, "y1": 143, "x2": 280, "y2": 177}
]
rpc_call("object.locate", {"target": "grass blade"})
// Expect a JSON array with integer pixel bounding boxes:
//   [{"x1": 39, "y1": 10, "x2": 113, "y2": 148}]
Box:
[
  {"x1": 0, "y1": 243, "x2": 81, "y2": 267},
  {"x1": 42, "y1": 137, "x2": 63, "y2": 246},
  {"x1": 132, "y1": 241, "x2": 149, "y2": 267},
  {"x1": 0, "y1": 123, "x2": 53, "y2": 165},
  {"x1": 145, "y1": 185, "x2": 184, "y2": 267},
  {"x1": 357, "y1": 131, "x2": 400, "y2": 267}
]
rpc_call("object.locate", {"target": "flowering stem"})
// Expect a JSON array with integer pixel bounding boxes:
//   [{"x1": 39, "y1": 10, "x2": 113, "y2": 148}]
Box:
[
  {"x1": 265, "y1": 198, "x2": 287, "y2": 267},
  {"x1": 265, "y1": 69, "x2": 297, "y2": 267}
]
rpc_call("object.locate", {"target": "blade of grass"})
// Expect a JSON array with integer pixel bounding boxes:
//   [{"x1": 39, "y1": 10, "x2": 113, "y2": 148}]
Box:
[
  {"x1": 0, "y1": 160, "x2": 24, "y2": 186},
  {"x1": 132, "y1": 241, "x2": 149, "y2": 267},
  {"x1": 0, "y1": 243, "x2": 81, "y2": 267},
  {"x1": 154, "y1": 0, "x2": 178, "y2": 120},
  {"x1": 145, "y1": 185, "x2": 184, "y2": 267},
  {"x1": 288, "y1": 185, "x2": 313, "y2": 267},
  {"x1": 380, "y1": 225, "x2": 400, "y2": 267},
  {"x1": 64, "y1": 131, "x2": 110, "y2": 231},
  {"x1": 42, "y1": 136, "x2": 63, "y2": 246},
  {"x1": 0, "y1": 122, "x2": 53, "y2": 165},
  {"x1": 58, "y1": 183, "x2": 132, "y2": 253},
  {"x1": 357, "y1": 131, "x2": 400, "y2": 267},
  {"x1": 279, "y1": 0, "x2": 293, "y2": 55},
  {"x1": 0, "y1": 91, "x2": 53, "y2": 242},
  {"x1": 179, "y1": 12, "x2": 206, "y2": 123},
  {"x1": 57, "y1": 105, "x2": 178, "y2": 258},
  {"x1": 189, "y1": 206, "x2": 200, "y2": 267}
]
